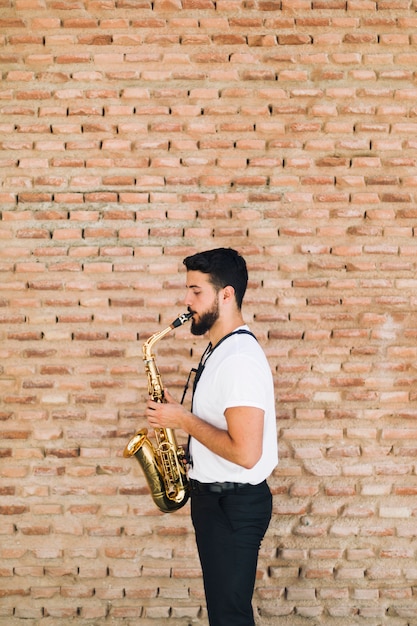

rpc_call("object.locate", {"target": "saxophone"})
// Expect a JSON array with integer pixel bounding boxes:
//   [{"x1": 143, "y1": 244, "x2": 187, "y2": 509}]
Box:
[{"x1": 123, "y1": 312, "x2": 193, "y2": 513}]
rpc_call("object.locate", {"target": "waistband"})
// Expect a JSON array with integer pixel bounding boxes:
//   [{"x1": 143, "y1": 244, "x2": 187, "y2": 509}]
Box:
[{"x1": 189, "y1": 478, "x2": 265, "y2": 495}]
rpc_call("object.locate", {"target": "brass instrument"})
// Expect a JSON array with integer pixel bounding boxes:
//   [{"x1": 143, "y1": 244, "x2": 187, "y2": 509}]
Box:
[{"x1": 123, "y1": 312, "x2": 192, "y2": 513}]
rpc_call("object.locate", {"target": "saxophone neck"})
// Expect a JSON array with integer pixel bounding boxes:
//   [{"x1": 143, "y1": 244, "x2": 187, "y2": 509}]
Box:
[
  {"x1": 142, "y1": 313, "x2": 192, "y2": 360},
  {"x1": 143, "y1": 325, "x2": 174, "y2": 361}
]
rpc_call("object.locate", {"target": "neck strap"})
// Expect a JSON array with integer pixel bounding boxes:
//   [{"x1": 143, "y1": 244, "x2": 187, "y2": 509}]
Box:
[
  {"x1": 184, "y1": 328, "x2": 258, "y2": 468},
  {"x1": 180, "y1": 328, "x2": 258, "y2": 407},
  {"x1": 206, "y1": 328, "x2": 257, "y2": 360},
  {"x1": 193, "y1": 328, "x2": 257, "y2": 395}
]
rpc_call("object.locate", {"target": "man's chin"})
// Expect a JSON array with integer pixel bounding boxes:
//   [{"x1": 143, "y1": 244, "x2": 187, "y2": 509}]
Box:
[
  {"x1": 190, "y1": 304, "x2": 218, "y2": 336},
  {"x1": 191, "y1": 322, "x2": 206, "y2": 336}
]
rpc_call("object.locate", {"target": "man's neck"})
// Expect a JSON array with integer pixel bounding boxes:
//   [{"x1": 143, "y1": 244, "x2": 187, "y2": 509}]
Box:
[{"x1": 208, "y1": 313, "x2": 245, "y2": 348}]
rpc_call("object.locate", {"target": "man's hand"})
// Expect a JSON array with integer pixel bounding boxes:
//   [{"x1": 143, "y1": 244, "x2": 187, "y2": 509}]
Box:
[{"x1": 145, "y1": 389, "x2": 190, "y2": 431}]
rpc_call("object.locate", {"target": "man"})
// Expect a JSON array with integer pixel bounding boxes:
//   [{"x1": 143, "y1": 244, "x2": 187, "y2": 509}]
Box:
[{"x1": 146, "y1": 247, "x2": 278, "y2": 626}]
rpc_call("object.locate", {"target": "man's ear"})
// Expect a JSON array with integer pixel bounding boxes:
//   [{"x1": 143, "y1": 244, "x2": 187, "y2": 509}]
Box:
[{"x1": 222, "y1": 285, "x2": 235, "y2": 302}]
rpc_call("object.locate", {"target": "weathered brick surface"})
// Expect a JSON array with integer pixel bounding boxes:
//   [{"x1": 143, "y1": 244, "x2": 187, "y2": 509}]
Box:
[{"x1": 2, "y1": 0, "x2": 417, "y2": 624}]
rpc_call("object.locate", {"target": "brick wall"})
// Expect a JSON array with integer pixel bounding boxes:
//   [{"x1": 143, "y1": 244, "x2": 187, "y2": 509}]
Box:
[{"x1": 1, "y1": 0, "x2": 417, "y2": 624}]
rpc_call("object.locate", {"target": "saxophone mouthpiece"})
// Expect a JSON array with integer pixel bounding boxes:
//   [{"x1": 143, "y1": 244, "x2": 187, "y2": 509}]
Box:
[{"x1": 171, "y1": 312, "x2": 193, "y2": 328}]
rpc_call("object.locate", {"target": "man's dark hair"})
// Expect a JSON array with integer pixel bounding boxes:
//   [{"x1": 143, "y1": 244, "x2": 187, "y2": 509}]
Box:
[{"x1": 183, "y1": 248, "x2": 248, "y2": 310}]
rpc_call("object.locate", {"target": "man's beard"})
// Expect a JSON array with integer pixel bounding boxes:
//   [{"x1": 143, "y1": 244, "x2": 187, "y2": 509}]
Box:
[{"x1": 190, "y1": 297, "x2": 219, "y2": 336}]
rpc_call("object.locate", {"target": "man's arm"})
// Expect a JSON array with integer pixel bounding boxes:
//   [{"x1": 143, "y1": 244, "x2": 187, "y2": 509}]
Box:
[{"x1": 146, "y1": 390, "x2": 264, "y2": 469}]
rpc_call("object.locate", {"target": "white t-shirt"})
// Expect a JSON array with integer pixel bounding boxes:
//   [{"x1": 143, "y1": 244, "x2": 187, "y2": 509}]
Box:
[{"x1": 188, "y1": 326, "x2": 278, "y2": 484}]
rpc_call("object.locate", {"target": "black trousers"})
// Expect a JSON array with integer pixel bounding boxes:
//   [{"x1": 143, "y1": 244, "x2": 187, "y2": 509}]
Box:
[{"x1": 190, "y1": 480, "x2": 272, "y2": 626}]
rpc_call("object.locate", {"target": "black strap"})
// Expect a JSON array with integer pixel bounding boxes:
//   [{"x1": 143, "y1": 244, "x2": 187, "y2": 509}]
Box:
[
  {"x1": 184, "y1": 329, "x2": 257, "y2": 468},
  {"x1": 181, "y1": 329, "x2": 257, "y2": 406},
  {"x1": 192, "y1": 329, "x2": 257, "y2": 397}
]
